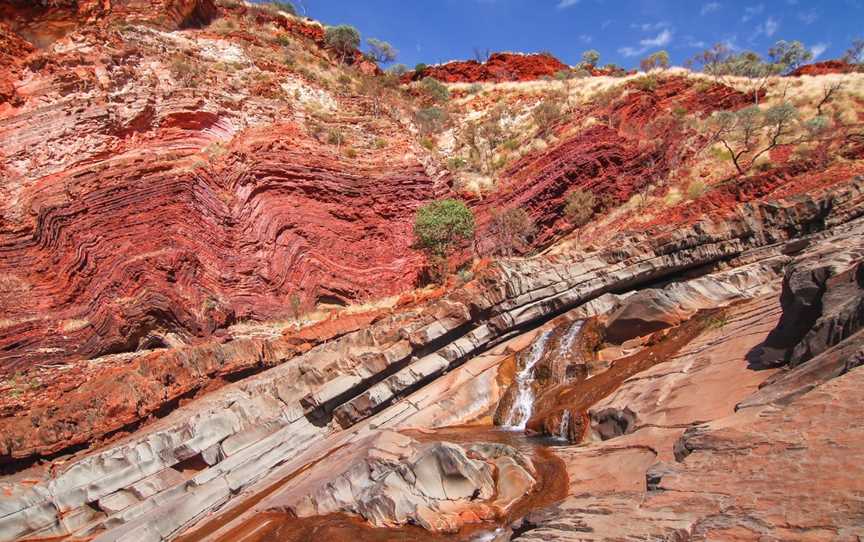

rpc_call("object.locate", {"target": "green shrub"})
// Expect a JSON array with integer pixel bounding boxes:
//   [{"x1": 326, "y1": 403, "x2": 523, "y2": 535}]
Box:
[
  {"x1": 694, "y1": 79, "x2": 713, "y2": 93},
  {"x1": 631, "y1": 74, "x2": 659, "y2": 92},
  {"x1": 420, "y1": 136, "x2": 436, "y2": 150},
  {"x1": 581, "y1": 49, "x2": 600, "y2": 67},
  {"x1": 414, "y1": 63, "x2": 428, "y2": 74},
  {"x1": 414, "y1": 199, "x2": 475, "y2": 258},
  {"x1": 640, "y1": 50, "x2": 670, "y2": 72},
  {"x1": 388, "y1": 64, "x2": 409, "y2": 76},
  {"x1": 344, "y1": 147, "x2": 357, "y2": 158},
  {"x1": 420, "y1": 76, "x2": 450, "y2": 102},
  {"x1": 170, "y1": 55, "x2": 204, "y2": 87},
  {"x1": 502, "y1": 138, "x2": 520, "y2": 152},
  {"x1": 671, "y1": 105, "x2": 688, "y2": 119}
]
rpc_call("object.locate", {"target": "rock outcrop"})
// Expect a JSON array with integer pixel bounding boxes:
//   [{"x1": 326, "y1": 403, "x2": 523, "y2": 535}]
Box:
[
  {"x1": 791, "y1": 59, "x2": 856, "y2": 76},
  {"x1": 0, "y1": 5, "x2": 449, "y2": 375},
  {"x1": 1, "y1": 180, "x2": 862, "y2": 541},
  {"x1": 407, "y1": 52, "x2": 568, "y2": 83},
  {"x1": 252, "y1": 430, "x2": 535, "y2": 533},
  {"x1": 473, "y1": 77, "x2": 763, "y2": 250},
  {"x1": 509, "y1": 222, "x2": 864, "y2": 541},
  {"x1": 758, "y1": 241, "x2": 864, "y2": 367}
]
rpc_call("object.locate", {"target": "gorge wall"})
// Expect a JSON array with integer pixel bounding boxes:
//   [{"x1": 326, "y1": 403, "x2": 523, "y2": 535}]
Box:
[{"x1": 1, "y1": 2, "x2": 864, "y2": 541}]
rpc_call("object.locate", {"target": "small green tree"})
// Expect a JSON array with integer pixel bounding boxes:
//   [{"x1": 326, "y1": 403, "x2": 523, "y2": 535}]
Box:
[
  {"x1": 366, "y1": 38, "x2": 397, "y2": 64},
  {"x1": 581, "y1": 49, "x2": 600, "y2": 68},
  {"x1": 640, "y1": 50, "x2": 670, "y2": 72},
  {"x1": 420, "y1": 76, "x2": 450, "y2": 102},
  {"x1": 703, "y1": 103, "x2": 801, "y2": 175},
  {"x1": 689, "y1": 42, "x2": 732, "y2": 75},
  {"x1": 564, "y1": 189, "x2": 596, "y2": 227},
  {"x1": 488, "y1": 207, "x2": 536, "y2": 257},
  {"x1": 325, "y1": 25, "x2": 360, "y2": 63},
  {"x1": 414, "y1": 200, "x2": 475, "y2": 281},
  {"x1": 768, "y1": 40, "x2": 813, "y2": 74}
]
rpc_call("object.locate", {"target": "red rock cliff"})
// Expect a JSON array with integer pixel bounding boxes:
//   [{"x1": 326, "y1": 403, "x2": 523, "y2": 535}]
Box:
[{"x1": 410, "y1": 52, "x2": 568, "y2": 83}]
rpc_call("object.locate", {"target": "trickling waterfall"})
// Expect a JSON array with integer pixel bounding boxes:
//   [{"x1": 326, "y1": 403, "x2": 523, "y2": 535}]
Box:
[
  {"x1": 502, "y1": 329, "x2": 553, "y2": 430},
  {"x1": 557, "y1": 409, "x2": 571, "y2": 441},
  {"x1": 557, "y1": 320, "x2": 584, "y2": 357}
]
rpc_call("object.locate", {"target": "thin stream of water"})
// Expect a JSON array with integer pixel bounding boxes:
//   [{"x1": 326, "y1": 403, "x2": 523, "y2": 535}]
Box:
[{"x1": 501, "y1": 329, "x2": 554, "y2": 430}]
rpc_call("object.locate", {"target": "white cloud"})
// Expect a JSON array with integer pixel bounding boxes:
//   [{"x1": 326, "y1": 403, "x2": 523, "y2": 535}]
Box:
[
  {"x1": 579, "y1": 34, "x2": 593, "y2": 44},
  {"x1": 630, "y1": 21, "x2": 669, "y2": 32},
  {"x1": 798, "y1": 10, "x2": 818, "y2": 24},
  {"x1": 643, "y1": 29, "x2": 673, "y2": 47},
  {"x1": 810, "y1": 42, "x2": 828, "y2": 59},
  {"x1": 557, "y1": 0, "x2": 579, "y2": 8},
  {"x1": 701, "y1": 2, "x2": 721, "y2": 15},
  {"x1": 742, "y1": 3, "x2": 764, "y2": 22},
  {"x1": 618, "y1": 29, "x2": 673, "y2": 57},
  {"x1": 750, "y1": 17, "x2": 779, "y2": 41}
]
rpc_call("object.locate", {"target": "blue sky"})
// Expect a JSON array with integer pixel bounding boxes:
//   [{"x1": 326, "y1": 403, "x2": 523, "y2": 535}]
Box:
[{"x1": 281, "y1": 0, "x2": 862, "y2": 69}]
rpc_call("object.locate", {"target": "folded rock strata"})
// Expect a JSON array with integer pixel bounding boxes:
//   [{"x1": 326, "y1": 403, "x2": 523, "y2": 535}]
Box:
[{"x1": 1, "y1": 182, "x2": 862, "y2": 541}]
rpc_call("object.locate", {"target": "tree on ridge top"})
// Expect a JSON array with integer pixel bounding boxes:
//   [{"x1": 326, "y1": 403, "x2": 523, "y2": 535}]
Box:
[{"x1": 325, "y1": 24, "x2": 361, "y2": 63}]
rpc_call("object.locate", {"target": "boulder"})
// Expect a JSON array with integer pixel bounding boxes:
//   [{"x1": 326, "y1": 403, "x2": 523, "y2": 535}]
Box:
[
  {"x1": 760, "y1": 242, "x2": 864, "y2": 367},
  {"x1": 603, "y1": 289, "x2": 685, "y2": 344}
]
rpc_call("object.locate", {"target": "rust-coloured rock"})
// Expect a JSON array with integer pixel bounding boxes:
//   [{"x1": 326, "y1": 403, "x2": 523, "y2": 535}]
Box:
[
  {"x1": 408, "y1": 52, "x2": 568, "y2": 83},
  {"x1": 790, "y1": 60, "x2": 855, "y2": 76}
]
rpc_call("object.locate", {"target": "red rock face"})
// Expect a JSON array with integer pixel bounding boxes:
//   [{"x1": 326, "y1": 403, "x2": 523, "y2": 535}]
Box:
[
  {"x1": 473, "y1": 77, "x2": 755, "y2": 250},
  {"x1": 790, "y1": 60, "x2": 854, "y2": 76},
  {"x1": 0, "y1": 123, "x2": 445, "y2": 371},
  {"x1": 409, "y1": 53, "x2": 569, "y2": 83},
  {"x1": 0, "y1": 6, "x2": 449, "y2": 373}
]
